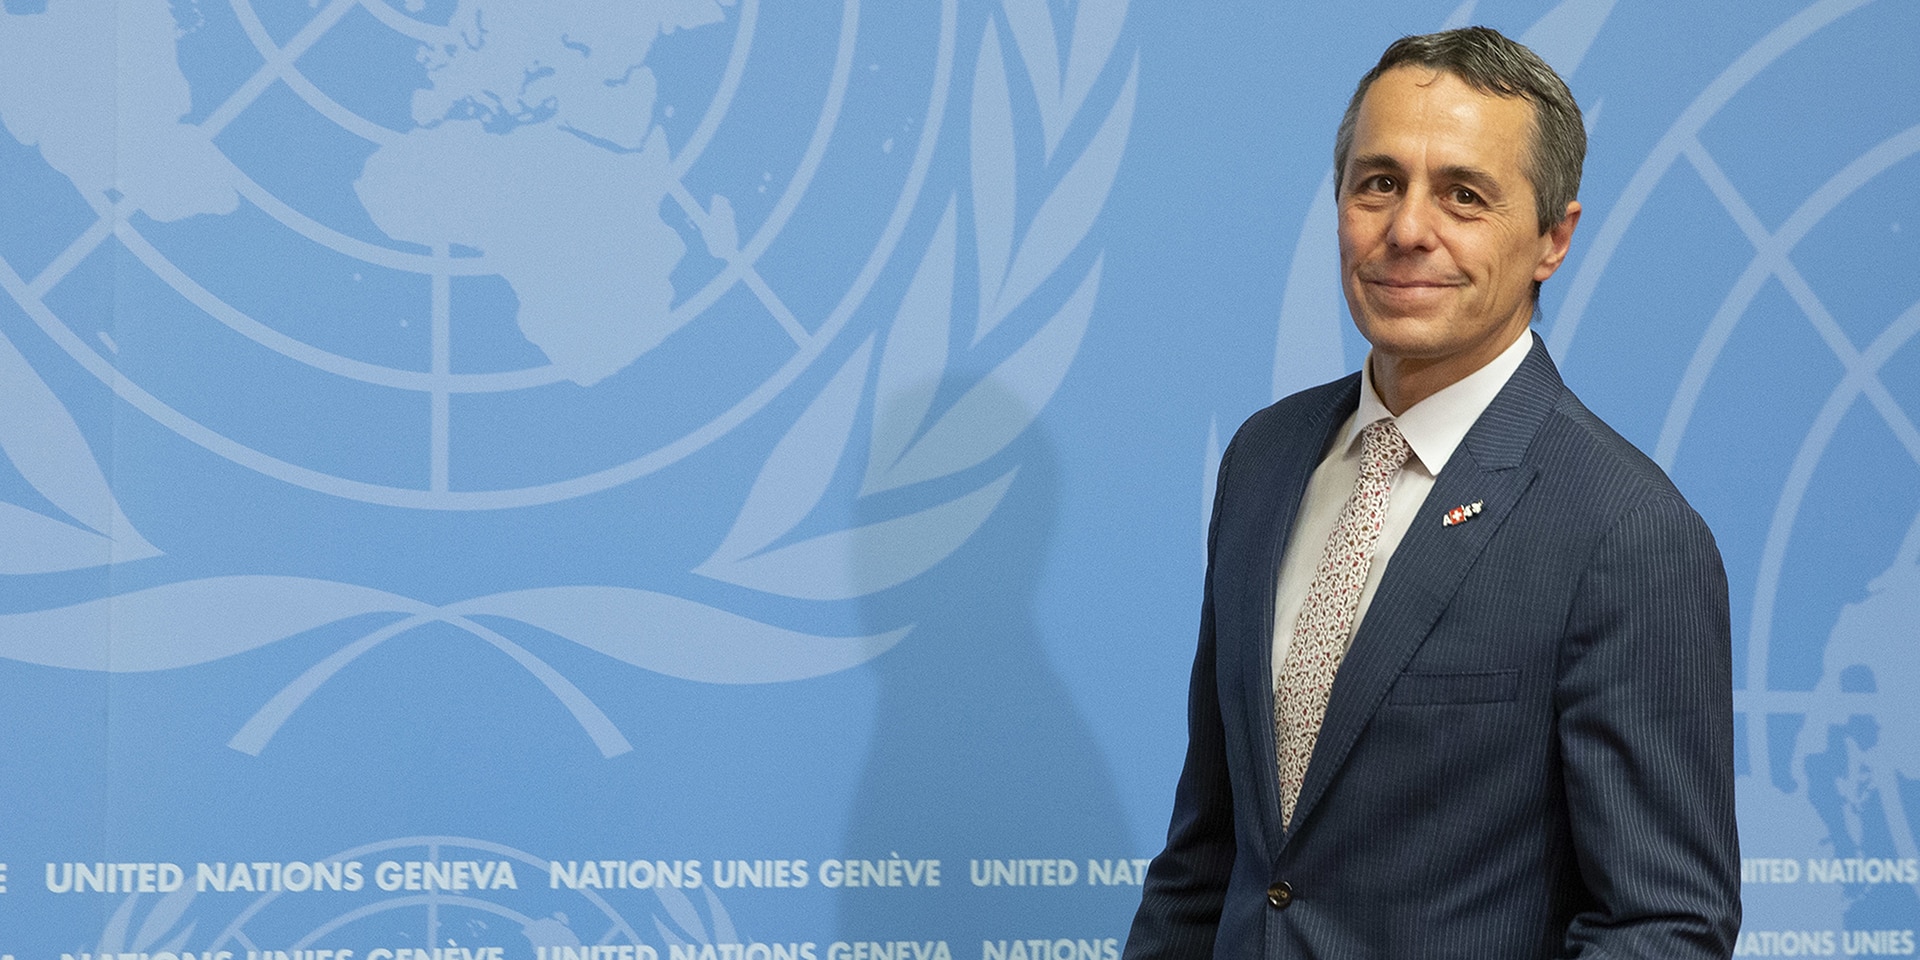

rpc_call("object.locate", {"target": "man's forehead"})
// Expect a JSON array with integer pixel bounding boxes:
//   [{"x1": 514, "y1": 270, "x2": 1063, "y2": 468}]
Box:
[
  {"x1": 1349, "y1": 67, "x2": 1535, "y2": 168},
  {"x1": 1359, "y1": 67, "x2": 1533, "y2": 122}
]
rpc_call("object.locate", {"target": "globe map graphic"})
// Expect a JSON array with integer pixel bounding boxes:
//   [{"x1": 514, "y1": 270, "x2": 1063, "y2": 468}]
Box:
[{"x1": 0, "y1": 0, "x2": 949, "y2": 510}]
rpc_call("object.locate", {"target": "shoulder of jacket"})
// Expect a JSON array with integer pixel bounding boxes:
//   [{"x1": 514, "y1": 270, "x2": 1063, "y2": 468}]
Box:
[
  {"x1": 1227, "y1": 374, "x2": 1361, "y2": 455},
  {"x1": 1534, "y1": 391, "x2": 1700, "y2": 520}
]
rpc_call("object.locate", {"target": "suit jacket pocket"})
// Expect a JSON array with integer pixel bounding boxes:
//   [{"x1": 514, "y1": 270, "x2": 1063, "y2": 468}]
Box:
[{"x1": 1387, "y1": 669, "x2": 1520, "y2": 705}]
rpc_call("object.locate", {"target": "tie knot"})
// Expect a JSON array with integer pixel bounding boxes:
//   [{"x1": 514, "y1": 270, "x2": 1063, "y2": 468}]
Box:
[{"x1": 1359, "y1": 418, "x2": 1411, "y2": 478}]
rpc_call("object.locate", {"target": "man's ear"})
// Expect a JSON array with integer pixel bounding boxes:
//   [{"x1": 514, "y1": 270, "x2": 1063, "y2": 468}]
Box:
[{"x1": 1534, "y1": 200, "x2": 1582, "y2": 282}]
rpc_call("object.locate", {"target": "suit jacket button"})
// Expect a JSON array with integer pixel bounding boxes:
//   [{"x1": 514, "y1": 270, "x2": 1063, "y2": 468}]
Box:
[{"x1": 1267, "y1": 881, "x2": 1293, "y2": 909}]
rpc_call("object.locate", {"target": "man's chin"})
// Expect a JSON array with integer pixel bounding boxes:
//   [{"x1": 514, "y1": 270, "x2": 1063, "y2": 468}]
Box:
[{"x1": 1350, "y1": 312, "x2": 1454, "y2": 352}]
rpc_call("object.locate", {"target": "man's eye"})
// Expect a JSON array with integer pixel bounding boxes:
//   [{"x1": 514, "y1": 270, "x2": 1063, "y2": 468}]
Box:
[
  {"x1": 1364, "y1": 175, "x2": 1398, "y2": 193},
  {"x1": 1450, "y1": 187, "x2": 1481, "y2": 205}
]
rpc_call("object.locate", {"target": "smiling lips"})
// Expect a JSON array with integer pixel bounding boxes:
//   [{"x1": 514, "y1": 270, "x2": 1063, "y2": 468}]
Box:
[
  {"x1": 1358, "y1": 269, "x2": 1465, "y2": 289},
  {"x1": 1355, "y1": 271, "x2": 1467, "y2": 314}
]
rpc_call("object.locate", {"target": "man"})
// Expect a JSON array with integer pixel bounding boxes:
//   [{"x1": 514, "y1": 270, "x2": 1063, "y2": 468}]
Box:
[{"x1": 1126, "y1": 27, "x2": 1740, "y2": 959}]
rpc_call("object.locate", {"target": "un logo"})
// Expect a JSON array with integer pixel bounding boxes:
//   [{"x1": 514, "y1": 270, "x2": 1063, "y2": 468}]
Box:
[{"x1": 0, "y1": 1, "x2": 1135, "y2": 753}]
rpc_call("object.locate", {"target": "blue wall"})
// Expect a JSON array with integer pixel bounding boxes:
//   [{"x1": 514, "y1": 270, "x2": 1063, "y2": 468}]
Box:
[{"x1": 1, "y1": 0, "x2": 1916, "y2": 953}]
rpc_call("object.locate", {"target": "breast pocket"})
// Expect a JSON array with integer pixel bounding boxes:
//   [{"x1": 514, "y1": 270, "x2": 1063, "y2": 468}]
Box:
[{"x1": 1387, "y1": 669, "x2": 1521, "y2": 705}]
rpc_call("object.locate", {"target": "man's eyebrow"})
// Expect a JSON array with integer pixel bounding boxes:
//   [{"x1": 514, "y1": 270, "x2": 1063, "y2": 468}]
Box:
[
  {"x1": 1346, "y1": 153, "x2": 1405, "y2": 175},
  {"x1": 1436, "y1": 164, "x2": 1505, "y2": 198}
]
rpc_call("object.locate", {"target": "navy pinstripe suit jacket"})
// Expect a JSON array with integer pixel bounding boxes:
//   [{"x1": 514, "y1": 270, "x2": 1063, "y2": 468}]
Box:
[{"x1": 1126, "y1": 337, "x2": 1740, "y2": 959}]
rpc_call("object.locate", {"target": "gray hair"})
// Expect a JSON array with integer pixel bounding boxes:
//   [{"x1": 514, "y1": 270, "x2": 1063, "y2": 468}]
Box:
[{"x1": 1333, "y1": 26, "x2": 1585, "y2": 236}]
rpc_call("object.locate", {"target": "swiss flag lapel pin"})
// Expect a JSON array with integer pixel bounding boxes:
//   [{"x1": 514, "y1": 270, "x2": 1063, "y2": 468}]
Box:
[{"x1": 1442, "y1": 500, "x2": 1484, "y2": 528}]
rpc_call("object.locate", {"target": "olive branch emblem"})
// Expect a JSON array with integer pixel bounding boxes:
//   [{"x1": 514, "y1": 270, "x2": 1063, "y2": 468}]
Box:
[{"x1": 694, "y1": 0, "x2": 1136, "y2": 599}]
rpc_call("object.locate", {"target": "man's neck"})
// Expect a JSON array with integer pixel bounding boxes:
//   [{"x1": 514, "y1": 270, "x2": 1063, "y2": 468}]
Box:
[{"x1": 1367, "y1": 321, "x2": 1534, "y2": 415}]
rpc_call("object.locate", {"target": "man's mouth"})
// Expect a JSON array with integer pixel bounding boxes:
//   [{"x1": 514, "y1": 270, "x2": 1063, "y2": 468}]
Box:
[{"x1": 1360, "y1": 271, "x2": 1463, "y2": 289}]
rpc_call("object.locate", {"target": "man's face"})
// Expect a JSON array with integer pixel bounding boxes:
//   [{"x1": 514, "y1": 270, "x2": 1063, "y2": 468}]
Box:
[{"x1": 1337, "y1": 67, "x2": 1578, "y2": 405}]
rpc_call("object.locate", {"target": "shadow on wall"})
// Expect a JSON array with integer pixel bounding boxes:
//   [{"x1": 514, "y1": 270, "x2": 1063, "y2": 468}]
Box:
[{"x1": 835, "y1": 379, "x2": 1139, "y2": 938}]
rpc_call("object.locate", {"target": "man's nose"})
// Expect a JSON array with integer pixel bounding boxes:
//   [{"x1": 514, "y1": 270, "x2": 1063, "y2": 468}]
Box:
[{"x1": 1384, "y1": 187, "x2": 1439, "y2": 252}]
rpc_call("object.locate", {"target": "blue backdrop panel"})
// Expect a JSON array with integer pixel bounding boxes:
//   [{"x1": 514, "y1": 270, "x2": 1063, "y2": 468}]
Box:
[{"x1": 0, "y1": 0, "x2": 1915, "y2": 955}]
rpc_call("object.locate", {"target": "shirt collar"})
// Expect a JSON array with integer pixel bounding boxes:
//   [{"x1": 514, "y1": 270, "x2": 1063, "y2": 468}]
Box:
[{"x1": 1342, "y1": 328, "x2": 1535, "y2": 475}]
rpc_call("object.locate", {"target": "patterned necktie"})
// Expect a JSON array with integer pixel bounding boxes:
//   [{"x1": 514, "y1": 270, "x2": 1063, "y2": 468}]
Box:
[{"x1": 1276, "y1": 418, "x2": 1411, "y2": 827}]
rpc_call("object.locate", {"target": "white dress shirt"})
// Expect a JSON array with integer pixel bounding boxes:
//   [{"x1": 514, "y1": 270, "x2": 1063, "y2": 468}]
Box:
[{"x1": 1271, "y1": 329, "x2": 1535, "y2": 685}]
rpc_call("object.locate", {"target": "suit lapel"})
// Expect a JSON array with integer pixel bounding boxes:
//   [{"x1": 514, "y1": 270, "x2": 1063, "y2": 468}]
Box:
[
  {"x1": 1234, "y1": 376, "x2": 1360, "y2": 860},
  {"x1": 1282, "y1": 337, "x2": 1566, "y2": 841}
]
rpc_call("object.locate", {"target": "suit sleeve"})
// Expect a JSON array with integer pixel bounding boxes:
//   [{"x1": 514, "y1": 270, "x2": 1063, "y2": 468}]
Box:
[
  {"x1": 1123, "y1": 439, "x2": 1239, "y2": 959},
  {"x1": 1557, "y1": 493, "x2": 1742, "y2": 959}
]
